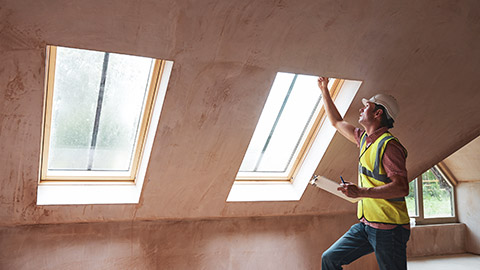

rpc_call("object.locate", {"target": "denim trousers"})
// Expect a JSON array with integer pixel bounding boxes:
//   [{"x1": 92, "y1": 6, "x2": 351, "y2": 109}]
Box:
[{"x1": 321, "y1": 222, "x2": 410, "y2": 270}]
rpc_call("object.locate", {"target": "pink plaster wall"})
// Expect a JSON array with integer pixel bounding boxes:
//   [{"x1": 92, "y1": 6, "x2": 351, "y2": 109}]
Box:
[
  {"x1": 442, "y1": 136, "x2": 480, "y2": 182},
  {"x1": 406, "y1": 223, "x2": 466, "y2": 258},
  {"x1": 0, "y1": 2, "x2": 479, "y2": 267},
  {"x1": 1, "y1": 0, "x2": 480, "y2": 227},
  {"x1": 0, "y1": 215, "x2": 379, "y2": 270},
  {"x1": 457, "y1": 182, "x2": 480, "y2": 254}
]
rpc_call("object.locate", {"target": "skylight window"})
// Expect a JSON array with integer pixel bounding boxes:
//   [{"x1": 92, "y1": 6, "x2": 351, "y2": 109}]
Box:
[
  {"x1": 227, "y1": 75, "x2": 361, "y2": 201},
  {"x1": 40, "y1": 46, "x2": 164, "y2": 182},
  {"x1": 237, "y1": 72, "x2": 339, "y2": 181}
]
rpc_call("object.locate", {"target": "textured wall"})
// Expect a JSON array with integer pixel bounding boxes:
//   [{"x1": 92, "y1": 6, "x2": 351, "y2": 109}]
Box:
[
  {"x1": 0, "y1": 215, "x2": 379, "y2": 270},
  {"x1": 1, "y1": 0, "x2": 480, "y2": 226},
  {"x1": 407, "y1": 223, "x2": 466, "y2": 258},
  {"x1": 457, "y1": 182, "x2": 480, "y2": 254},
  {"x1": 442, "y1": 136, "x2": 480, "y2": 182}
]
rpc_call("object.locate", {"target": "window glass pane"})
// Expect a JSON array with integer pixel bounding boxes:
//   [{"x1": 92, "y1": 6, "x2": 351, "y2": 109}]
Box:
[
  {"x1": 406, "y1": 178, "x2": 418, "y2": 217},
  {"x1": 48, "y1": 47, "x2": 154, "y2": 172},
  {"x1": 239, "y1": 73, "x2": 334, "y2": 173},
  {"x1": 49, "y1": 47, "x2": 104, "y2": 170},
  {"x1": 92, "y1": 53, "x2": 153, "y2": 170},
  {"x1": 239, "y1": 73, "x2": 295, "y2": 172},
  {"x1": 422, "y1": 167, "x2": 454, "y2": 218}
]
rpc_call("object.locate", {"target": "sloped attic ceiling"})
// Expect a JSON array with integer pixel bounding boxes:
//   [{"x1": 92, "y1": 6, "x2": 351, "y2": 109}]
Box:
[
  {"x1": 442, "y1": 135, "x2": 480, "y2": 182},
  {"x1": 1, "y1": 0, "x2": 480, "y2": 226}
]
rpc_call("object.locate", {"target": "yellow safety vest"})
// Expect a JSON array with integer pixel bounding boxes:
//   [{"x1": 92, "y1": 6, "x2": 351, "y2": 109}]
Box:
[{"x1": 357, "y1": 131, "x2": 410, "y2": 225}]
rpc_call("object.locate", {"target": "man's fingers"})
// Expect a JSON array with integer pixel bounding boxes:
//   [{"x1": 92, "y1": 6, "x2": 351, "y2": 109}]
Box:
[
  {"x1": 337, "y1": 183, "x2": 360, "y2": 198},
  {"x1": 318, "y1": 77, "x2": 328, "y2": 82}
]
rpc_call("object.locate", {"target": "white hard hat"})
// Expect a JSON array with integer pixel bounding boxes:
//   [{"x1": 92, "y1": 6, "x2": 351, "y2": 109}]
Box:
[{"x1": 362, "y1": 94, "x2": 400, "y2": 120}]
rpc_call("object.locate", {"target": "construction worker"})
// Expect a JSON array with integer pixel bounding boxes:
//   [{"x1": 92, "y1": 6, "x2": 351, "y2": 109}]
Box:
[{"x1": 317, "y1": 77, "x2": 410, "y2": 270}]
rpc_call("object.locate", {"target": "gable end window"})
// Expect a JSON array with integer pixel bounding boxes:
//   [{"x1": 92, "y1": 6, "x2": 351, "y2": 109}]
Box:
[{"x1": 406, "y1": 165, "x2": 456, "y2": 224}]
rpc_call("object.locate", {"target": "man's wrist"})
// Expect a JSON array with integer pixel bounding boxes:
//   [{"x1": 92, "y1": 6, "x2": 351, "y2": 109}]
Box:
[{"x1": 360, "y1": 187, "x2": 371, "y2": 197}]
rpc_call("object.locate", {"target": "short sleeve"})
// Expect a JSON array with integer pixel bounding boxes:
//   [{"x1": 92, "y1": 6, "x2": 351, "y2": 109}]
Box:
[
  {"x1": 382, "y1": 140, "x2": 408, "y2": 178},
  {"x1": 354, "y1": 128, "x2": 365, "y2": 148}
]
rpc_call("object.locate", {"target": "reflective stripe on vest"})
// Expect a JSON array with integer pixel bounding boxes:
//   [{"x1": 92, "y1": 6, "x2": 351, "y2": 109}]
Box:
[{"x1": 357, "y1": 132, "x2": 410, "y2": 225}]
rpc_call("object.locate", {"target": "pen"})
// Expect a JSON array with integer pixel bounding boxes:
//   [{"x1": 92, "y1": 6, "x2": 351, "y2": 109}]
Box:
[{"x1": 340, "y1": 176, "x2": 346, "y2": 185}]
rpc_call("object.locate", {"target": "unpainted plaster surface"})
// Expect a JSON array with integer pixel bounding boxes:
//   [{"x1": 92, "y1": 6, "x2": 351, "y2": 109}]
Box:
[
  {"x1": 457, "y1": 182, "x2": 480, "y2": 254},
  {"x1": 1, "y1": 0, "x2": 480, "y2": 226},
  {"x1": 0, "y1": 215, "x2": 379, "y2": 270},
  {"x1": 407, "y1": 223, "x2": 466, "y2": 258},
  {"x1": 443, "y1": 136, "x2": 480, "y2": 182}
]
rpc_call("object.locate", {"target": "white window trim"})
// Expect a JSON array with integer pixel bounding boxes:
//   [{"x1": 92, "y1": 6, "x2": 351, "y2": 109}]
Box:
[
  {"x1": 227, "y1": 79, "x2": 361, "y2": 202},
  {"x1": 36, "y1": 61, "x2": 173, "y2": 205}
]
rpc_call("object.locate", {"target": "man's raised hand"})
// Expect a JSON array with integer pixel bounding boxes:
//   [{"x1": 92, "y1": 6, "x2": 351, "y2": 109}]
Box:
[{"x1": 318, "y1": 76, "x2": 329, "y2": 92}]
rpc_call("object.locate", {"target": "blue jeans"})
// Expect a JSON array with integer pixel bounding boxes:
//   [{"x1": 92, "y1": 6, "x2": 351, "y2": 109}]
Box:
[{"x1": 321, "y1": 223, "x2": 410, "y2": 270}]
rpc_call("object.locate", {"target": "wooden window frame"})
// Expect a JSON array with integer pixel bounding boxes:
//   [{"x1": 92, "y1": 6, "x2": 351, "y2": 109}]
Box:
[
  {"x1": 410, "y1": 165, "x2": 457, "y2": 225},
  {"x1": 235, "y1": 78, "x2": 344, "y2": 182},
  {"x1": 39, "y1": 45, "x2": 165, "y2": 183}
]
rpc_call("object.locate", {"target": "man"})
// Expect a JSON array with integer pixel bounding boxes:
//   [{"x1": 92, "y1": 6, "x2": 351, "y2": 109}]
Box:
[{"x1": 317, "y1": 77, "x2": 410, "y2": 270}]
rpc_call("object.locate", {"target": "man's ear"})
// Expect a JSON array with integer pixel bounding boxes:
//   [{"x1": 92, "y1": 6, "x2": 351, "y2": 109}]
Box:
[{"x1": 374, "y1": 109, "x2": 383, "y2": 118}]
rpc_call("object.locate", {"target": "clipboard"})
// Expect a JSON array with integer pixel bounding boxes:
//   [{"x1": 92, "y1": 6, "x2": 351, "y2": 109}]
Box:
[{"x1": 310, "y1": 176, "x2": 362, "y2": 203}]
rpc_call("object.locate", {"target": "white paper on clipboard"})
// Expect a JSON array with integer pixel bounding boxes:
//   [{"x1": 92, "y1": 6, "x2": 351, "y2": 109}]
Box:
[{"x1": 310, "y1": 176, "x2": 362, "y2": 203}]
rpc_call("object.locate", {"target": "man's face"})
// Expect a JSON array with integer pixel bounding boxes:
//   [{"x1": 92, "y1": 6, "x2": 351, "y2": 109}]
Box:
[{"x1": 358, "y1": 101, "x2": 377, "y2": 126}]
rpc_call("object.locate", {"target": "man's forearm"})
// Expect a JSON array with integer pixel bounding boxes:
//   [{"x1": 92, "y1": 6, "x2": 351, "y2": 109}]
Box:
[
  {"x1": 359, "y1": 177, "x2": 409, "y2": 199},
  {"x1": 320, "y1": 88, "x2": 344, "y2": 126},
  {"x1": 317, "y1": 77, "x2": 356, "y2": 143}
]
